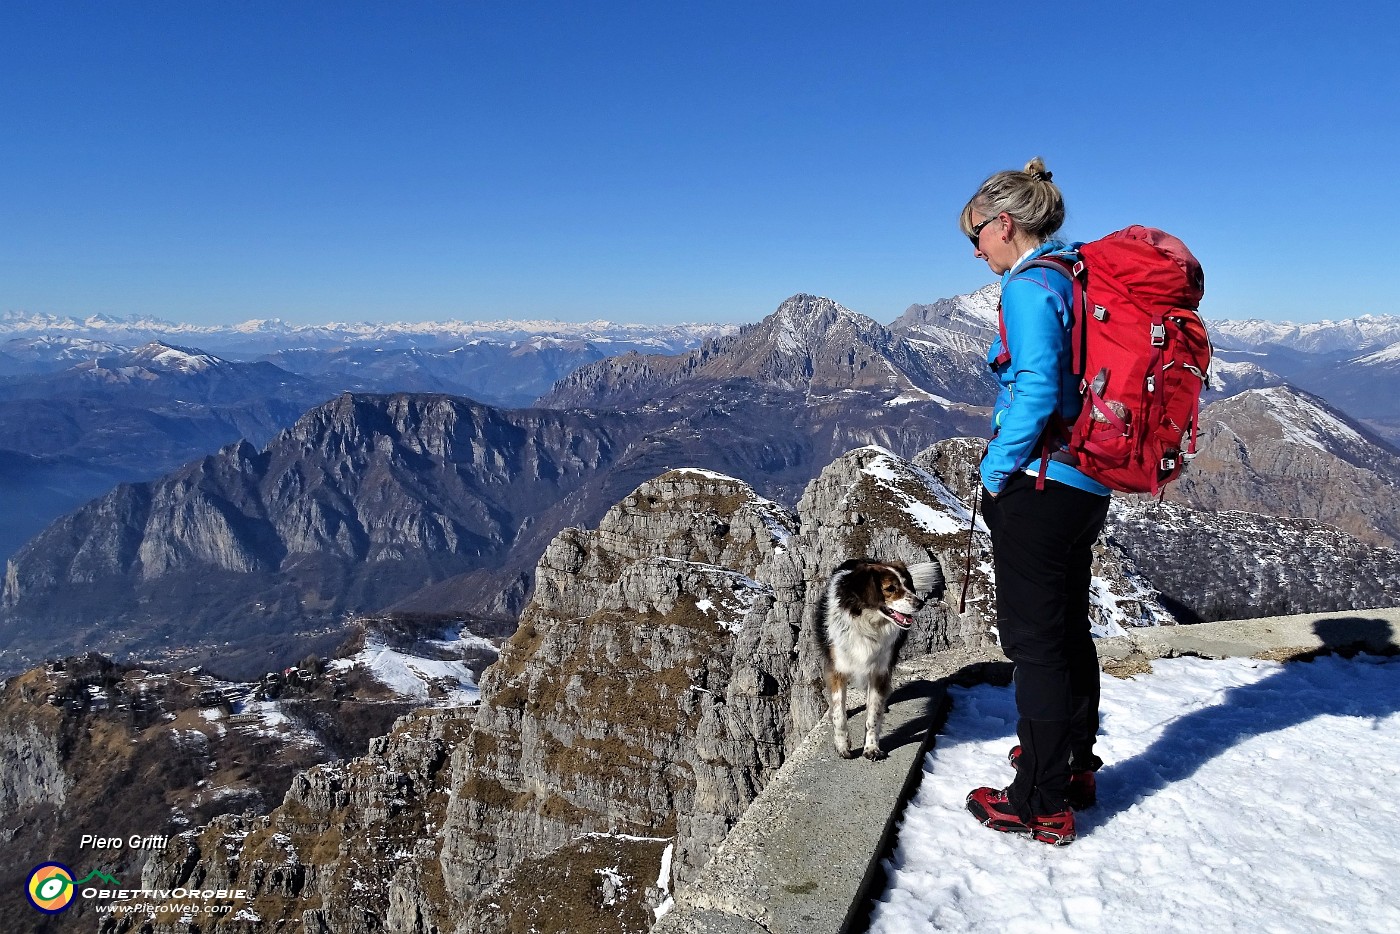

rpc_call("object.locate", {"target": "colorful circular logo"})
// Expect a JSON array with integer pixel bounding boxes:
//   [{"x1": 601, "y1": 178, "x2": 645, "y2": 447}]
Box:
[{"x1": 27, "y1": 863, "x2": 76, "y2": 913}]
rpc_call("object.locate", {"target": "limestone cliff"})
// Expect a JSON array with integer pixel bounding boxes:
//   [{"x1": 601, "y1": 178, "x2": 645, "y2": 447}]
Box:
[{"x1": 1, "y1": 393, "x2": 631, "y2": 678}]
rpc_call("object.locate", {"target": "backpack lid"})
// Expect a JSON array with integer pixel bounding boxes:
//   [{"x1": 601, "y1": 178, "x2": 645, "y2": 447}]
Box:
[{"x1": 1088, "y1": 226, "x2": 1205, "y2": 304}]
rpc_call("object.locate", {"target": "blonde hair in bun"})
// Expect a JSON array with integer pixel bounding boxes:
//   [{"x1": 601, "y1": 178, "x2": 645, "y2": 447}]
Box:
[{"x1": 960, "y1": 156, "x2": 1065, "y2": 242}]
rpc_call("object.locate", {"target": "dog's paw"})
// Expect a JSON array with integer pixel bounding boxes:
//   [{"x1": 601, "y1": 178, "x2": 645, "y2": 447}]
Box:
[
  {"x1": 862, "y1": 747, "x2": 887, "y2": 761},
  {"x1": 839, "y1": 748, "x2": 860, "y2": 759}
]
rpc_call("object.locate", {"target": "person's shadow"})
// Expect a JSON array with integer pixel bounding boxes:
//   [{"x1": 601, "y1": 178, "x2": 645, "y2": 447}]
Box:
[{"x1": 1081, "y1": 617, "x2": 1400, "y2": 830}]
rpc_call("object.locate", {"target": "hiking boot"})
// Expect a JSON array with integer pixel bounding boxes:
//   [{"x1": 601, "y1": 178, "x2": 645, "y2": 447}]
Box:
[
  {"x1": 965, "y1": 786, "x2": 1075, "y2": 846},
  {"x1": 1007, "y1": 744, "x2": 1098, "y2": 810}
]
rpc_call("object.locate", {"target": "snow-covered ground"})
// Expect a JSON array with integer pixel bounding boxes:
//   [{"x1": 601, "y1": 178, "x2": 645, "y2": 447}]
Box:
[
  {"x1": 869, "y1": 654, "x2": 1400, "y2": 933},
  {"x1": 331, "y1": 632, "x2": 491, "y2": 706}
]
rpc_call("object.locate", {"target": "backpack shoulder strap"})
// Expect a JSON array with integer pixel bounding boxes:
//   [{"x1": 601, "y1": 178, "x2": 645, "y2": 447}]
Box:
[
  {"x1": 993, "y1": 254, "x2": 1083, "y2": 369},
  {"x1": 1015, "y1": 254, "x2": 1089, "y2": 378}
]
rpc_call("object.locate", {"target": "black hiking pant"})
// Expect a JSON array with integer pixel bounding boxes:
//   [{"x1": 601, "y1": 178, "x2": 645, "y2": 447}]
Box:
[{"x1": 982, "y1": 471, "x2": 1110, "y2": 819}]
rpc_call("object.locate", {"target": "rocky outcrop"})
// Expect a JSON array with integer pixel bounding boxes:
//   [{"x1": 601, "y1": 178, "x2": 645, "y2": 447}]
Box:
[
  {"x1": 1107, "y1": 499, "x2": 1400, "y2": 623},
  {"x1": 0, "y1": 720, "x2": 66, "y2": 818},
  {"x1": 133, "y1": 469, "x2": 797, "y2": 931},
  {"x1": 131, "y1": 445, "x2": 1175, "y2": 933}
]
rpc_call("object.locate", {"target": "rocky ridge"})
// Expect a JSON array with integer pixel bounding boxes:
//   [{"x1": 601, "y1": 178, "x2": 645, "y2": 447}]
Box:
[
  {"x1": 541, "y1": 293, "x2": 995, "y2": 411},
  {"x1": 0, "y1": 394, "x2": 633, "y2": 677},
  {"x1": 1167, "y1": 386, "x2": 1400, "y2": 547}
]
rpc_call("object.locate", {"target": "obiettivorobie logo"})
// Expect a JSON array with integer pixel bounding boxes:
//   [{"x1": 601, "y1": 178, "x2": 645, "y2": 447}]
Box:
[
  {"x1": 26, "y1": 864, "x2": 121, "y2": 914},
  {"x1": 26, "y1": 861, "x2": 250, "y2": 917}
]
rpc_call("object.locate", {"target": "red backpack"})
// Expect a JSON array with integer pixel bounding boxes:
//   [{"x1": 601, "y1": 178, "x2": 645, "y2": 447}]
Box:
[{"x1": 1002, "y1": 226, "x2": 1212, "y2": 495}]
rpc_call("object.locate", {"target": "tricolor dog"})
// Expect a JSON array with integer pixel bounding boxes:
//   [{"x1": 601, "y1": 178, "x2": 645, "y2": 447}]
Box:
[{"x1": 816, "y1": 558, "x2": 944, "y2": 760}]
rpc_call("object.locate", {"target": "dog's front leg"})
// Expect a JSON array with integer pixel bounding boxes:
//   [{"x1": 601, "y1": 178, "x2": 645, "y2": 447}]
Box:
[
  {"x1": 827, "y1": 670, "x2": 855, "y2": 759},
  {"x1": 863, "y1": 669, "x2": 891, "y2": 761}
]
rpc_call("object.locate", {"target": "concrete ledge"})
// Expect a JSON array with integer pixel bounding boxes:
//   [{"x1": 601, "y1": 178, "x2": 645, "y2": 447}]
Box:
[
  {"x1": 652, "y1": 645, "x2": 1008, "y2": 934},
  {"x1": 654, "y1": 609, "x2": 1400, "y2": 933},
  {"x1": 1106, "y1": 607, "x2": 1400, "y2": 664}
]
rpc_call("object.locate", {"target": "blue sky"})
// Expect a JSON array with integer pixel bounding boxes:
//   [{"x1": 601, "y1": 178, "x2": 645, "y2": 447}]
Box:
[{"x1": 2, "y1": 1, "x2": 1395, "y2": 326}]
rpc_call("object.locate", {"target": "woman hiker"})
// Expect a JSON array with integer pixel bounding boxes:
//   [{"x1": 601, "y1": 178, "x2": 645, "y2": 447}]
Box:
[{"x1": 960, "y1": 157, "x2": 1110, "y2": 846}]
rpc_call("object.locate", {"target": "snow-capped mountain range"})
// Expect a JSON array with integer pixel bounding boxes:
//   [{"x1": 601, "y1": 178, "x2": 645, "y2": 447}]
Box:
[
  {"x1": 1206, "y1": 314, "x2": 1400, "y2": 354},
  {"x1": 0, "y1": 310, "x2": 738, "y2": 352}
]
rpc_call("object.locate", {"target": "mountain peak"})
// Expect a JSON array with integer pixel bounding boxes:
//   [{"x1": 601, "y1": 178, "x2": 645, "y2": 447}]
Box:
[
  {"x1": 890, "y1": 284, "x2": 1000, "y2": 341},
  {"x1": 1222, "y1": 385, "x2": 1375, "y2": 455},
  {"x1": 129, "y1": 341, "x2": 225, "y2": 373},
  {"x1": 764, "y1": 294, "x2": 875, "y2": 356}
]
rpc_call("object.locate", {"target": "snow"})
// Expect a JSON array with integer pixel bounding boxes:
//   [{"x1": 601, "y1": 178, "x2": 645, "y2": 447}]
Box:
[
  {"x1": 670, "y1": 467, "x2": 742, "y2": 483},
  {"x1": 1087, "y1": 570, "x2": 1175, "y2": 637},
  {"x1": 671, "y1": 561, "x2": 769, "y2": 633},
  {"x1": 426, "y1": 628, "x2": 498, "y2": 656},
  {"x1": 759, "y1": 511, "x2": 792, "y2": 548},
  {"x1": 887, "y1": 388, "x2": 955, "y2": 407},
  {"x1": 1355, "y1": 339, "x2": 1400, "y2": 366},
  {"x1": 1204, "y1": 358, "x2": 1277, "y2": 394},
  {"x1": 869, "y1": 654, "x2": 1400, "y2": 933},
  {"x1": 1207, "y1": 314, "x2": 1400, "y2": 354},
  {"x1": 958, "y1": 285, "x2": 1002, "y2": 326},
  {"x1": 0, "y1": 309, "x2": 738, "y2": 346},
  {"x1": 596, "y1": 866, "x2": 627, "y2": 906},
  {"x1": 859, "y1": 446, "x2": 979, "y2": 535},
  {"x1": 139, "y1": 343, "x2": 221, "y2": 372},
  {"x1": 654, "y1": 841, "x2": 676, "y2": 921},
  {"x1": 244, "y1": 699, "x2": 291, "y2": 729},
  {"x1": 1251, "y1": 386, "x2": 1368, "y2": 452},
  {"x1": 774, "y1": 313, "x2": 806, "y2": 354},
  {"x1": 331, "y1": 638, "x2": 481, "y2": 705},
  {"x1": 656, "y1": 841, "x2": 674, "y2": 892}
]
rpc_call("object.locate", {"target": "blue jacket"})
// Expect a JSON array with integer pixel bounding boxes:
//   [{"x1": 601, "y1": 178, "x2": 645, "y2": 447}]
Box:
[{"x1": 981, "y1": 240, "x2": 1110, "y2": 497}]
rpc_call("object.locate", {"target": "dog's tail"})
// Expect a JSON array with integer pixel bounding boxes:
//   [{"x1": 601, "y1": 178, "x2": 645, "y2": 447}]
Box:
[{"x1": 907, "y1": 561, "x2": 944, "y2": 597}]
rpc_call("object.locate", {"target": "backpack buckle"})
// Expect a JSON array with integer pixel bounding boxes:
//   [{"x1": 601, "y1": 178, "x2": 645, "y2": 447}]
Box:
[
  {"x1": 1160, "y1": 456, "x2": 1178, "y2": 472},
  {"x1": 1093, "y1": 305, "x2": 1107, "y2": 321},
  {"x1": 1150, "y1": 322, "x2": 1167, "y2": 346},
  {"x1": 1071, "y1": 261, "x2": 1085, "y2": 277}
]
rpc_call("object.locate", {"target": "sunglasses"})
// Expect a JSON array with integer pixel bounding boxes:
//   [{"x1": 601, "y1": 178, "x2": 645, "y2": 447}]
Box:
[{"x1": 968, "y1": 214, "x2": 1001, "y2": 247}]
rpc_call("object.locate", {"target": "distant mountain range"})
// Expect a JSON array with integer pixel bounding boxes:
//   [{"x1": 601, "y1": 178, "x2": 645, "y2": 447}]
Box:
[
  {"x1": 1207, "y1": 314, "x2": 1400, "y2": 354},
  {"x1": 2, "y1": 295, "x2": 1398, "y2": 678},
  {"x1": 0, "y1": 342, "x2": 337, "y2": 564},
  {"x1": 0, "y1": 324, "x2": 730, "y2": 563},
  {"x1": 0, "y1": 310, "x2": 737, "y2": 354},
  {"x1": 0, "y1": 394, "x2": 638, "y2": 678},
  {"x1": 1204, "y1": 314, "x2": 1400, "y2": 446}
]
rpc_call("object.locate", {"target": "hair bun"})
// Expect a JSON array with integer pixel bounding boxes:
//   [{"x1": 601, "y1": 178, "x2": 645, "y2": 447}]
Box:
[{"x1": 1023, "y1": 157, "x2": 1052, "y2": 183}]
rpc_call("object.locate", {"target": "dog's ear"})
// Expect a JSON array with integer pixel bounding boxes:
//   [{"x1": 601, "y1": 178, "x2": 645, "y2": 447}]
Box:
[
  {"x1": 906, "y1": 561, "x2": 944, "y2": 596},
  {"x1": 859, "y1": 566, "x2": 888, "y2": 605}
]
